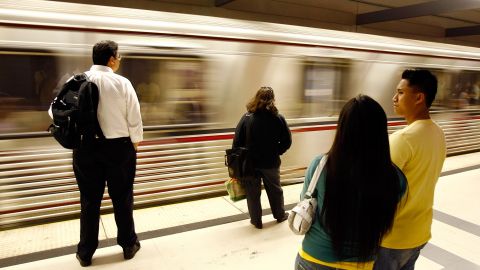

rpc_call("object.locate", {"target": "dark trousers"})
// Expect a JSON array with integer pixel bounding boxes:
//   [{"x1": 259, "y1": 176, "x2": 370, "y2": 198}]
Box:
[
  {"x1": 73, "y1": 137, "x2": 138, "y2": 259},
  {"x1": 244, "y1": 167, "x2": 286, "y2": 224}
]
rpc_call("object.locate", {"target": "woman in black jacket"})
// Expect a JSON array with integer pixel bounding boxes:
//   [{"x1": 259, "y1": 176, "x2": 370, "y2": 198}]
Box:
[{"x1": 232, "y1": 86, "x2": 292, "y2": 229}]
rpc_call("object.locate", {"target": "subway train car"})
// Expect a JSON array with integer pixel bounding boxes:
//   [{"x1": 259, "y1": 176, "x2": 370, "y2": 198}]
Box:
[{"x1": 1, "y1": 0, "x2": 480, "y2": 229}]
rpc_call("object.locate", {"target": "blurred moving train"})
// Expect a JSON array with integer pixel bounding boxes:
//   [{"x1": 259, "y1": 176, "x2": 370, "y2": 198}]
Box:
[{"x1": 1, "y1": 0, "x2": 480, "y2": 229}]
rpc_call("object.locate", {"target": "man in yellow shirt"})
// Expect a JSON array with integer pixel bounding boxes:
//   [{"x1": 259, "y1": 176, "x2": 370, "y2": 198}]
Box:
[{"x1": 374, "y1": 69, "x2": 446, "y2": 270}]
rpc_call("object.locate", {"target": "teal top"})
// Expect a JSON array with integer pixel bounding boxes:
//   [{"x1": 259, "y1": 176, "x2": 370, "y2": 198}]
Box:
[{"x1": 300, "y1": 154, "x2": 407, "y2": 263}]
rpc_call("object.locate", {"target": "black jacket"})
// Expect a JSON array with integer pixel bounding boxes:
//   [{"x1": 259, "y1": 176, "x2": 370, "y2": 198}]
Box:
[{"x1": 232, "y1": 110, "x2": 292, "y2": 169}]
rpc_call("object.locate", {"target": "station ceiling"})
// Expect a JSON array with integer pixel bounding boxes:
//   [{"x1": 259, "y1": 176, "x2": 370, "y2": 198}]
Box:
[{"x1": 53, "y1": 0, "x2": 480, "y2": 48}]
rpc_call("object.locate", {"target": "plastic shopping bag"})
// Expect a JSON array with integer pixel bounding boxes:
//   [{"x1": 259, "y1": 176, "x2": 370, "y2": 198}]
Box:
[{"x1": 225, "y1": 178, "x2": 246, "y2": 202}]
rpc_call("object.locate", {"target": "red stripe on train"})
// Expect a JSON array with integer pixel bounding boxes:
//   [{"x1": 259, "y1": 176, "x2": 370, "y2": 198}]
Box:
[{"x1": 141, "y1": 121, "x2": 406, "y2": 146}]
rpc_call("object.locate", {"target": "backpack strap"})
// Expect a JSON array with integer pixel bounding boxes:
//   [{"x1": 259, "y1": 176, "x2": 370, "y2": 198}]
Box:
[
  {"x1": 244, "y1": 113, "x2": 253, "y2": 148},
  {"x1": 83, "y1": 73, "x2": 105, "y2": 139},
  {"x1": 76, "y1": 73, "x2": 105, "y2": 140}
]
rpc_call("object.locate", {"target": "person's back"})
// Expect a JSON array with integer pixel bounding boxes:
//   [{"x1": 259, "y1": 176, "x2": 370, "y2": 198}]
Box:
[
  {"x1": 57, "y1": 40, "x2": 143, "y2": 267},
  {"x1": 232, "y1": 86, "x2": 291, "y2": 229},
  {"x1": 374, "y1": 69, "x2": 446, "y2": 270},
  {"x1": 295, "y1": 95, "x2": 406, "y2": 270},
  {"x1": 85, "y1": 67, "x2": 142, "y2": 142},
  {"x1": 249, "y1": 109, "x2": 290, "y2": 169}
]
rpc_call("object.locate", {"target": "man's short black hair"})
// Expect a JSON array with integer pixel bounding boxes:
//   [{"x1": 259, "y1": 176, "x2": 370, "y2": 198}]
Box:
[
  {"x1": 402, "y1": 69, "x2": 438, "y2": 108},
  {"x1": 92, "y1": 40, "x2": 118, "y2": 66}
]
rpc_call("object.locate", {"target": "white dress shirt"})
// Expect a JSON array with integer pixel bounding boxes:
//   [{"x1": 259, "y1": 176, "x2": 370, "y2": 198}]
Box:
[
  {"x1": 84, "y1": 65, "x2": 143, "y2": 143},
  {"x1": 48, "y1": 65, "x2": 143, "y2": 143}
]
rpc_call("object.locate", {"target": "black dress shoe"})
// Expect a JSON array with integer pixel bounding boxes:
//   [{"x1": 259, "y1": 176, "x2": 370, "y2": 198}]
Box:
[
  {"x1": 123, "y1": 241, "x2": 141, "y2": 260},
  {"x1": 250, "y1": 220, "x2": 263, "y2": 229},
  {"x1": 276, "y1": 212, "x2": 289, "y2": 223},
  {"x1": 76, "y1": 253, "x2": 92, "y2": 267}
]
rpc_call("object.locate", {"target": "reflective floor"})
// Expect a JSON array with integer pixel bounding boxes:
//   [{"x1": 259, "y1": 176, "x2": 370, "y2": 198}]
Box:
[{"x1": 1, "y1": 152, "x2": 480, "y2": 270}]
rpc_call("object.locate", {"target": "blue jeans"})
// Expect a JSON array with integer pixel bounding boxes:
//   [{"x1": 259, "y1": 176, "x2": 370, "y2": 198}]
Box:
[
  {"x1": 373, "y1": 244, "x2": 426, "y2": 270},
  {"x1": 295, "y1": 254, "x2": 339, "y2": 270}
]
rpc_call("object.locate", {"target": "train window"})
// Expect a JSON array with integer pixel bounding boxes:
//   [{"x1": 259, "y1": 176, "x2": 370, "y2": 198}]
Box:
[
  {"x1": 0, "y1": 49, "x2": 90, "y2": 134},
  {"x1": 416, "y1": 68, "x2": 480, "y2": 111},
  {"x1": 443, "y1": 70, "x2": 480, "y2": 110},
  {"x1": 118, "y1": 55, "x2": 206, "y2": 126},
  {"x1": 301, "y1": 59, "x2": 349, "y2": 117},
  {"x1": 0, "y1": 51, "x2": 207, "y2": 135}
]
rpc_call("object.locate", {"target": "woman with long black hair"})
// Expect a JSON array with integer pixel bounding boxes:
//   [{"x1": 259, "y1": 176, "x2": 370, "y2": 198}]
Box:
[{"x1": 294, "y1": 95, "x2": 407, "y2": 270}]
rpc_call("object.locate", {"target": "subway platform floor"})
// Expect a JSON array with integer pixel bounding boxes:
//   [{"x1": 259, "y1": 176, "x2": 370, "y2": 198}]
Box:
[{"x1": 1, "y1": 152, "x2": 480, "y2": 270}]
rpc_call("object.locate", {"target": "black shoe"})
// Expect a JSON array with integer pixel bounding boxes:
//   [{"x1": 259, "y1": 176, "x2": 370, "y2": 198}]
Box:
[
  {"x1": 123, "y1": 241, "x2": 141, "y2": 260},
  {"x1": 76, "y1": 253, "x2": 92, "y2": 267},
  {"x1": 250, "y1": 220, "x2": 263, "y2": 229},
  {"x1": 276, "y1": 212, "x2": 289, "y2": 223}
]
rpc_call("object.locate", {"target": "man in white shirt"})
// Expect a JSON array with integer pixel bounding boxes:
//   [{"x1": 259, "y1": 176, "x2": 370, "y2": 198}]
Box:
[{"x1": 72, "y1": 40, "x2": 143, "y2": 267}]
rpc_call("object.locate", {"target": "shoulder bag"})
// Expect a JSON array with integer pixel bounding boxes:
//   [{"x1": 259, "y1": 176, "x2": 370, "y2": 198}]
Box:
[
  {"x1": 225, "y1": 113, "x2": 254, "y2": 179},
  {"x1": 288, "y1": 155, "x2": 328, "y2": 235}
]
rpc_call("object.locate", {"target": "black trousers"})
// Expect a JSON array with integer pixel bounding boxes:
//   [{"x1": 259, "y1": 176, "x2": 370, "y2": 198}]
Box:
[
  {"x1": 244, "y1": 167, "x2": 286, "y2": 224},
  {"x1": 73, "y1": 137, "x2": 138, "y2": 259}
]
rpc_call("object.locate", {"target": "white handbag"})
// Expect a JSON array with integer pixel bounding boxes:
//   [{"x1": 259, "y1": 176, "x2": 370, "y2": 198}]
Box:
[{"x1": 288, "y1": 155, "x2": 327, "y2": 235}]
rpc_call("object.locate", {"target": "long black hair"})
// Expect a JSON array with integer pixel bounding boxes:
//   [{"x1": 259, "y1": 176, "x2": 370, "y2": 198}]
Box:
[{"x1": 320, "y1": 94, "x2": 402, "y2": 261}]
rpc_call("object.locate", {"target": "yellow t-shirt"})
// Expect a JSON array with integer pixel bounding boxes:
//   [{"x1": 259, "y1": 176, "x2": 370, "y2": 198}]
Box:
[{"x1": 382, "y1": 119, "x2": 446, "y2": 249}]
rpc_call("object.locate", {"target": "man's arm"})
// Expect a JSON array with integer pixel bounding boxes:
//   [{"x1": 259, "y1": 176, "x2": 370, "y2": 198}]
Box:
[
  {"x1": 125, "y1": 81, "x2": 143, "y2": 147},
  {"x1": 389, "y1": 132, "x2": 412, "y2": 170}
]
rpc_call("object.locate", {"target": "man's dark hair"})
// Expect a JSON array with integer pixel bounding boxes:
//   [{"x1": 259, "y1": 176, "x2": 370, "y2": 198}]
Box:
[
  {"x1": 92, "y1": 40, "x2": 118, "y2": 66},
  {"x1": 402, "y1": 69, "x2": 438, "y2": 108},
  {"x1": 321, "y1": 94, "x2": 402, "y2": 261}
]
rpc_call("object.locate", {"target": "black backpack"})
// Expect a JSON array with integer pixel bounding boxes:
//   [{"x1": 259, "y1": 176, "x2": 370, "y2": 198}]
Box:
[{"x1": 48, "y1": 73, "x2": 104, "y2": 149}]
